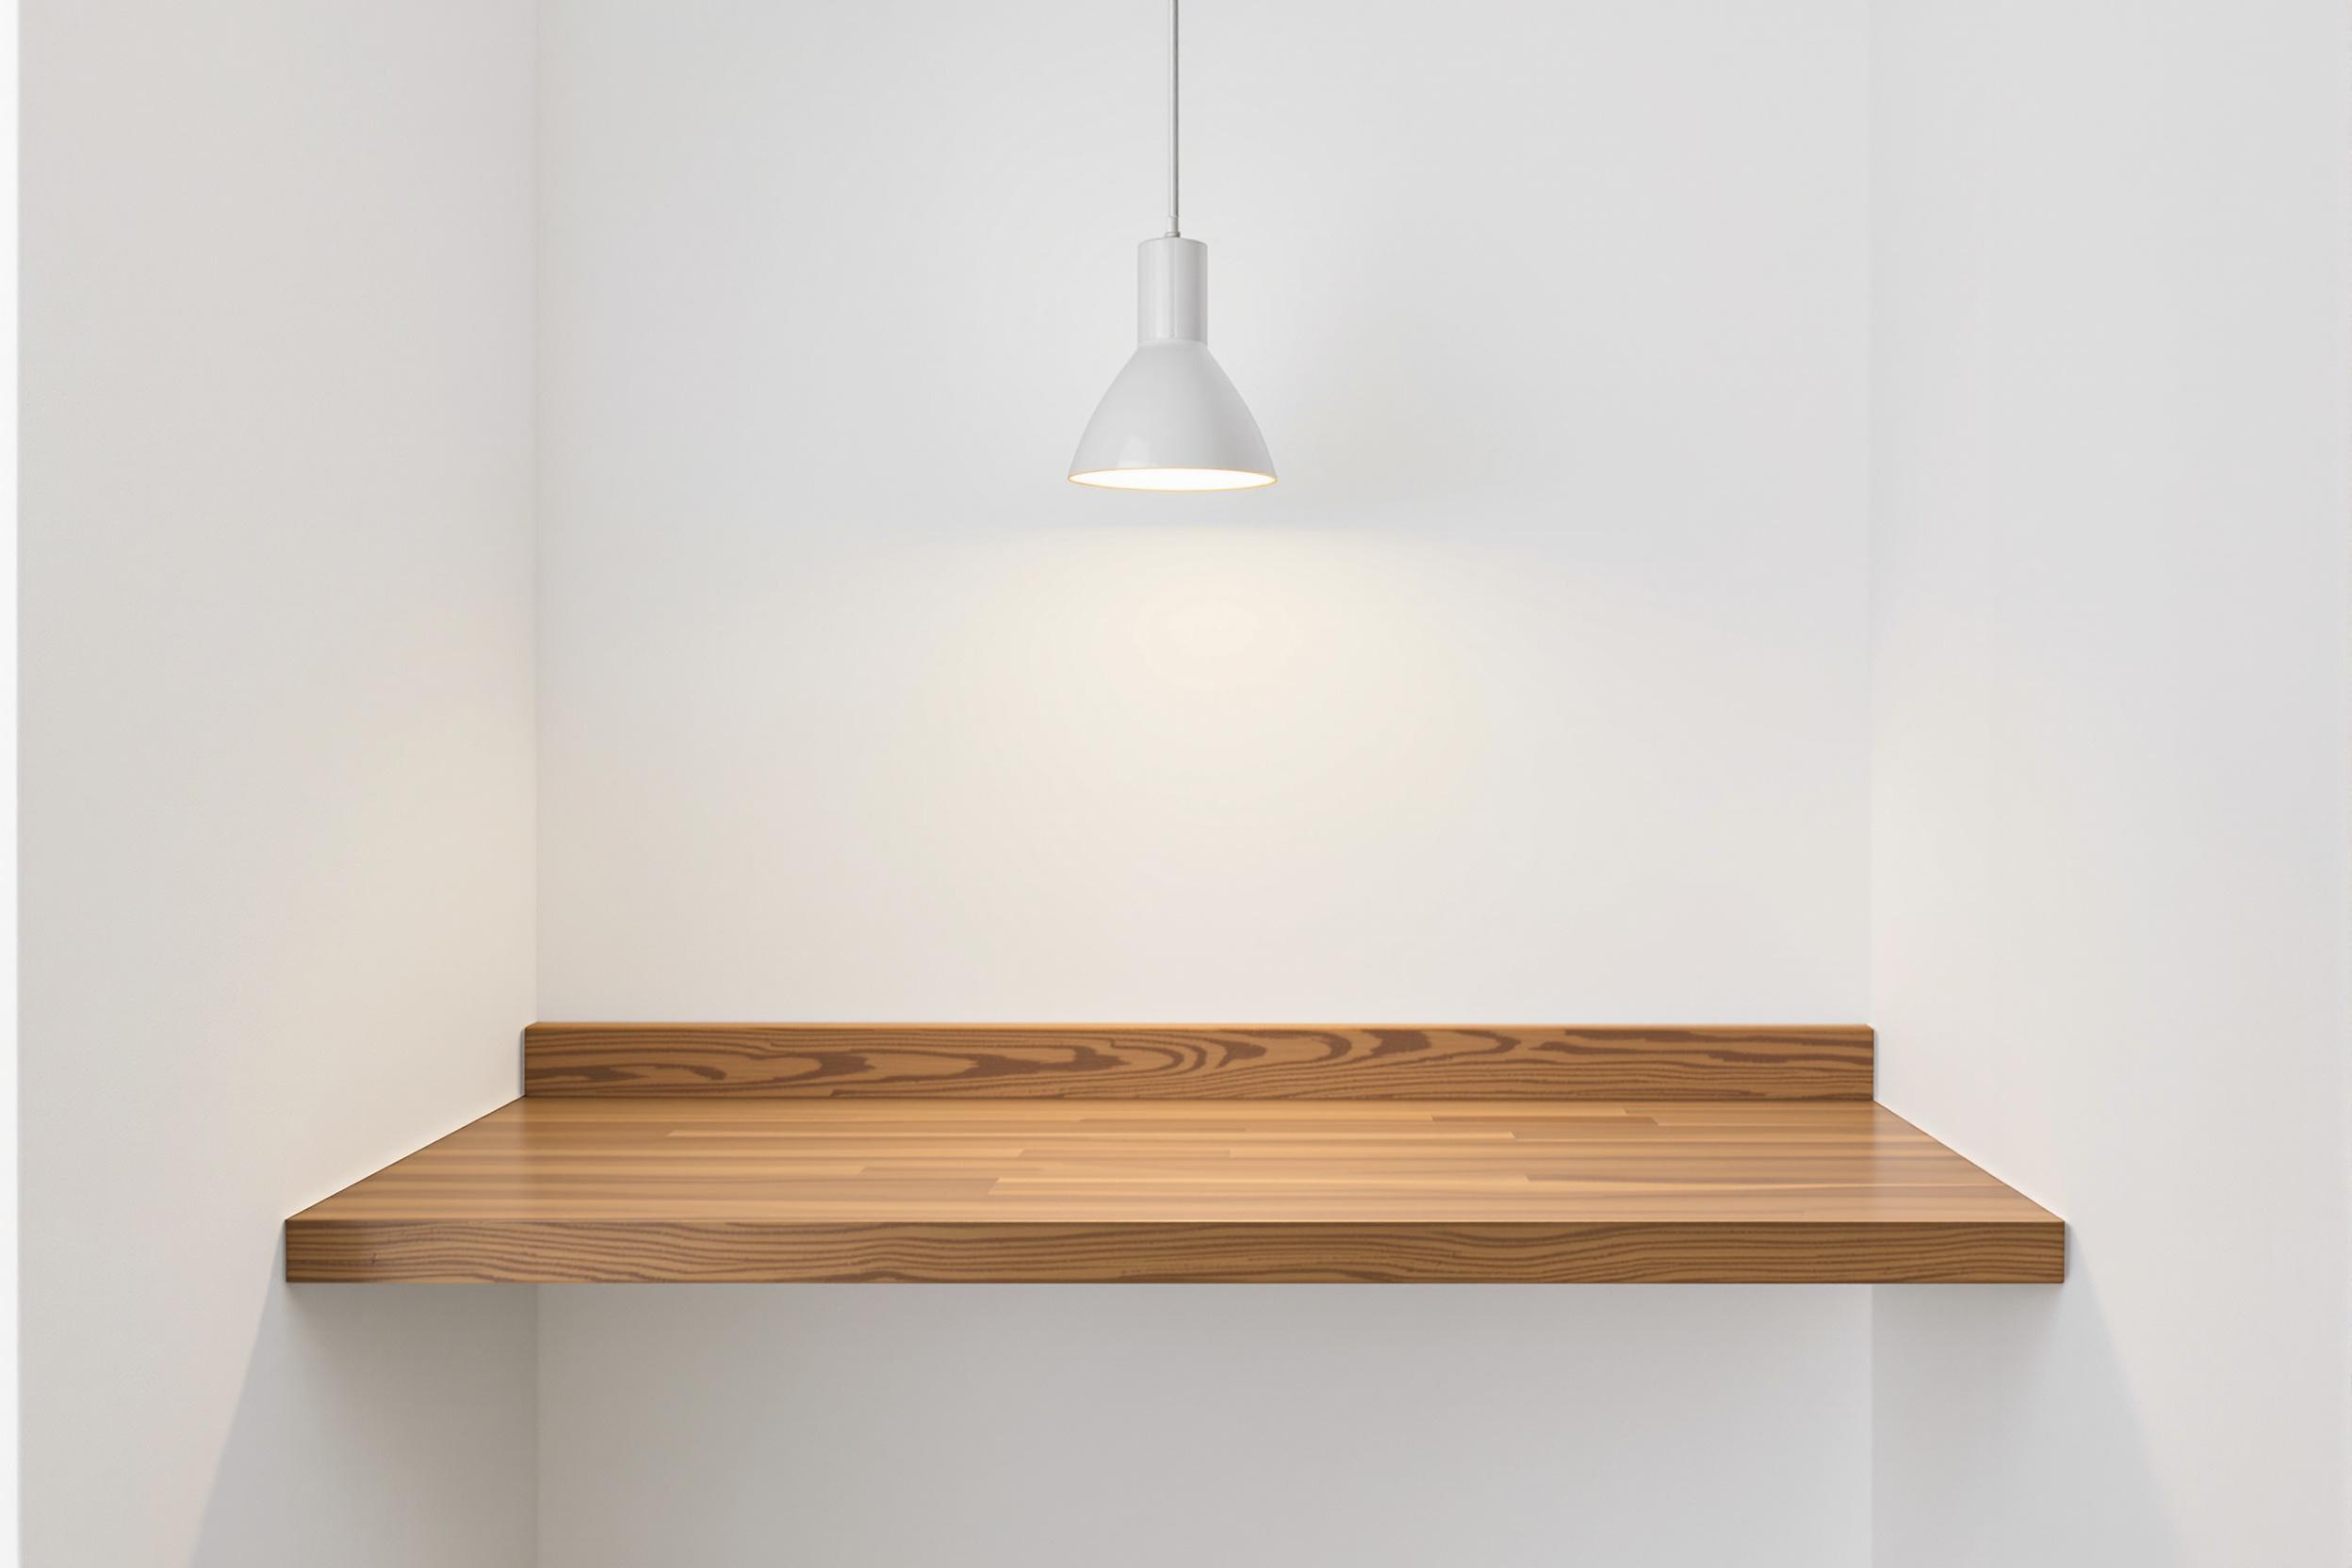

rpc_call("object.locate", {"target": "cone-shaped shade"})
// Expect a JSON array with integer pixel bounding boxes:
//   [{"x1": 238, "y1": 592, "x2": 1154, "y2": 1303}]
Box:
[
  {"x1": 1070, "y1": 237, "x2": 1275, "y2": 491},
  {"x1": 1068, "y1": 342, "x2": 1275, "y2": 490}
]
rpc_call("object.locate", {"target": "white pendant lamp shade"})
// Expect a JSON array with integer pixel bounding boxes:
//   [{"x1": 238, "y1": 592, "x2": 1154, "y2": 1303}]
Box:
[
  {"x1": 1068, "y1": 0, "x2": 1275, "y2": 492},
  {"x1": 1070, "y1": 237, "x2": 1274, "y2": 490}
]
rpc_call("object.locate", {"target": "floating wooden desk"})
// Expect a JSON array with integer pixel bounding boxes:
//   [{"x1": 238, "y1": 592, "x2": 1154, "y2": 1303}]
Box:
[{"x1": 286, "y1": 1025, "x2": 2062, "y2": 1284}]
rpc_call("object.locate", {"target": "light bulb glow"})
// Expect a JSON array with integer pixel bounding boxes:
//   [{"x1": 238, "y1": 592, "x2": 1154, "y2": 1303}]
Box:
[{"x1": 1069, "y1": 466, "x2": 1278, "y2": 492}]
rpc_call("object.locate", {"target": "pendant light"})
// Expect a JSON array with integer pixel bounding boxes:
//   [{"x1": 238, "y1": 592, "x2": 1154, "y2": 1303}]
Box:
[{"x1": 1068, "y1": 0, "x2": 1276, "y2": 491}]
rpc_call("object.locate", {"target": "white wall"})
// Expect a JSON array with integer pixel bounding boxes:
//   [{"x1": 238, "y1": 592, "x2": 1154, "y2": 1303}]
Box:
[
  {"x1": 0, "y1": 1, "x2": 21, "y2": 1557},
  {"x1": 542, "y1": 1286, "x2": 1860, "y2": 1568},
  {"x1": 1868, "y1": 3, "x2": 2352, "y2": 1564},
  {"x1": 534, "y1": 2, "x2": 1871, "y2": 1562},
  {"x1": 21, "y1": 5, "x2": 542, "y2": 1564}
]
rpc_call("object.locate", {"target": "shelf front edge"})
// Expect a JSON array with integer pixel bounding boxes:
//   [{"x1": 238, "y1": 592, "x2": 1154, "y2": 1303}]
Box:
[{"x1": 286, "y1": 1217, "x2": 2064, "y2": 1285}]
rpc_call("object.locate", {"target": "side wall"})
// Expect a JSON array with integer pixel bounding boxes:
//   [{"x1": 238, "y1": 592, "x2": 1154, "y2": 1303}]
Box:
[
  {"x1": 1869, "y1": 3, "x2": 2352, "y2": 1562},
  {"x1": 533, "y1": 3, "x2": 1873, "y2": 1563},
  {"x1": 22, "y1": 5, "x2": 542, "y2": 1562}
]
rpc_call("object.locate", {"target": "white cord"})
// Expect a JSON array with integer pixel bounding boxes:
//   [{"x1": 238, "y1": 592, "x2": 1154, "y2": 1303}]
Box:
[{"x1": 1167, "y1": 0, "x2": 1181, "y2": 237}]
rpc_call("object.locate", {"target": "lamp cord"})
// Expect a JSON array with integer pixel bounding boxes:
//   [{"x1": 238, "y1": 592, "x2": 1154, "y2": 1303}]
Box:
[{"x1": 1167, "y1": 0, "x2": 1181, "y2": 237}]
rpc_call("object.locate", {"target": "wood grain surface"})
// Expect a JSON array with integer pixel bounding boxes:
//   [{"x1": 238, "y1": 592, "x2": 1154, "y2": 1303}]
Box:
[
  {"x1": 286, "y1": 1098, "x2": 2061, "y2": 1283},
  {"x1": 286, "y1": 1219, "x2": 2059, "y2": 1284},
  {"x1": 522, "y1": 1023, "x2": 1875, "y2": 1101}
]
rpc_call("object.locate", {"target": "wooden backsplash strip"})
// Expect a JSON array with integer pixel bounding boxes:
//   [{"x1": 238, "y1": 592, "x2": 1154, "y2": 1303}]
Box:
[{"x1": 522, "y1": 1024, "x2": 1874, "y2": 1101}]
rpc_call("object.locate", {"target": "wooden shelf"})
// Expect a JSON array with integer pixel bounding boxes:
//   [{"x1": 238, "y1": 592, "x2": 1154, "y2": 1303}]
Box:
[{"x1": 287, "y1": 1025, "x2": 2061, "y2": 1284}]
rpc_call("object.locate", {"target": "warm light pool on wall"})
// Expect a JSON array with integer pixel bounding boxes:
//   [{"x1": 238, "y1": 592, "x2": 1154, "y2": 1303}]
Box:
[{"x1": 1069, "y1": 0, "x2": 1276, "y2": 492}]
